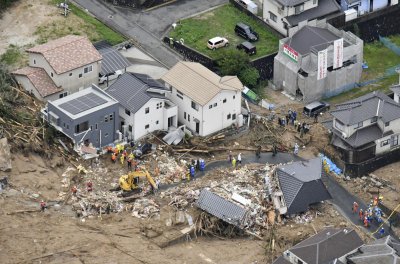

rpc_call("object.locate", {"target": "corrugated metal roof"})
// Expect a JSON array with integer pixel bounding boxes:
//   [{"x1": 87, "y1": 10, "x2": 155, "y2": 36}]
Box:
[
  {"x1": 94, "y1": 41, "x2": 131, "y2": 76},
  {"x1": 161, "y1": 62, "x2": 243, "y2": 106},
  {"x1": 105, "y1": 72, "x2": 166, "y2": 114},
  {"x1": 331, "y1": 91, "x2": 400, "y2": 125},
  {"x1": 195, "y1": 189, "x2": 248, "y2": 228}
]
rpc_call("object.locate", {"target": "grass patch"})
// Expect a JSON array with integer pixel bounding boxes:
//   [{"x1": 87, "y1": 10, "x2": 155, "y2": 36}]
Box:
[
  {"x1": 361, "y1": 41, "x2": 400, "y2": 81},
  {"x1": 38, "y1": 0, "x2": 125, "y2": 45},
  {"x1": 0, "y1": 44, "x2": 27, "y2": 68},
  {"x1": 387, "y1": 34, "x2": 400, "y2": 47},
  {"x1": 169, "y1": 4, "x2": 279, "y2": 59},
  {"x1": 327, "y1": 74, "x2": 399, "y2": 104}
]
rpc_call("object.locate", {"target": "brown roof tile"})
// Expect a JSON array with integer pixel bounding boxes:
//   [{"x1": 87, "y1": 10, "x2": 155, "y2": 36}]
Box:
[
  {"x1": 27, "y1": 35, "x2": 102, "y2": 74},
  {"x1": 13, "y1": 67, "x2": 63, "y2": 97}
]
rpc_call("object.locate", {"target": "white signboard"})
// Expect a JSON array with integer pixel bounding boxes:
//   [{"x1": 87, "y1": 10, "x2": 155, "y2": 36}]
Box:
[
  {"x1": 317, "y1": 49, "x2": 328, "y2": 80},
  {"x1": 333, "y1": 38, "x2": 344, "y2": 69}
]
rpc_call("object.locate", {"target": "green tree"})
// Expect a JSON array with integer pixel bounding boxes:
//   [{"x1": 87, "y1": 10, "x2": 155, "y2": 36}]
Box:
[
  {"x1": 215, "y1": 49, "x2": 249, "y2": 76},
  {"x1": 239, "y1": 66, "x2": 260, "y2": 88}
]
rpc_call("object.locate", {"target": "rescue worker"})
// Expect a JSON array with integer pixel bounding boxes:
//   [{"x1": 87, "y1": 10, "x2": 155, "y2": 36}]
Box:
[
  {"x1": 120, "y1": 154, "x2": 124, "y2": 165},
  {"x1": 379, "y1": 227, "x2": 385, "y2": 237},
  {"x1": 232, "y1": 157, "x2": 236, "y2": 169},
  {"x1": 228, "y1": 151, "x2": 233, "y2": 163},
  {"x1": 353, "y1": 201, "x2": 359, "y2": 214},
  {"x1": 123, "y1": 149, "x2": 127, "y2": 161},
  {"x1": 256, "y1": 145, "x2": 261, "y2": 158},
  {"x1": 86, "y1": 182, "x2": 93, "y2": 192},
  {"x1": 364, "y1": 216, "x2": 369, "y2": 227},
  {"x1": 359, "y1": 209, "x2": 364, "y2": 221},
  {"x1": 71, "y1": 185, "x2": 78, "y2": 196},
  {"x1": 127, "y1": 157, "x2": 132, "y2": 170},
  {"x1": 294, "y1": 143, "x2": 299, "y2": 155},
  {"x1": 237, "y1": 153, "x2": 242, "y2": 166},
  {"x1": 40, "y1": 200, "x2": 47, "y2": 212},
  {"x1": 272, "y1": 143, "x2": 278, "y2": 157},
  {"x1": 111, "y1": 153, "x2": 117, "y2": 163}
]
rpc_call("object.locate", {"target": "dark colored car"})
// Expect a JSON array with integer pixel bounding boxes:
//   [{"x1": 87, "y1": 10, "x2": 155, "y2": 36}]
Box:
[
  {"x1": 303, "y1": 101, "x2": 330, "y2": 117},
  {"x1": 133, "y1": 143, "x2": 152, "y2": 158},
  {"x1": 237, "y1": 41, "x2": 257, "y2": 55},
  {"x1": 235, "y1": 23, "x2": 259, "y2": 42}
]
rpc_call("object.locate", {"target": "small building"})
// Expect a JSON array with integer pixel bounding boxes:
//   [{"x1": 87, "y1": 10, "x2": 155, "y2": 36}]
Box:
[
  {"x1": 273, "y1": 228, "x2": 363, "y2": 263},
  {"x1": 161, "y1": 61, "x2": 243, "y2": 137},
  {"x1": 13, "y1": 35, "x2": 102, "y2": 101},
  {"x1": 326, "y1": 91, "x2": 400, "y2": 169},
  {"x1": 263, "y1": 0, "x2": 341, "y2": 36},
  {"x1": 42, "y1": 84, "x2": 119, "y2": 148},
  {"x1": 274, "y1": 157, "x2": 331, "y2": 215},
  {"x1": 273, "y1": 20, "x2": 363, "y2": 102},
  {"x1": 105, "y1": 72, "x2": 178, "y2": 141},
  {"x1": 346, "y1": 235, "x2": 400, "y2": 263},
  {"x1": 341, "y1": 0, "x2": 398, "y2": 16}
]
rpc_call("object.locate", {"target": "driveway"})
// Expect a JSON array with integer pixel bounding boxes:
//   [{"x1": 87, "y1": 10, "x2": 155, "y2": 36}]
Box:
[{"x1": 73, "y1": 0, "x2": 227, "y2": 68}]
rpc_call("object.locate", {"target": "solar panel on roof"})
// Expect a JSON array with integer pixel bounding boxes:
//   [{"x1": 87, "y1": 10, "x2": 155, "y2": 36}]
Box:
[{"x1": 59, "y1": 93, "x2": 108, "y2": 115}]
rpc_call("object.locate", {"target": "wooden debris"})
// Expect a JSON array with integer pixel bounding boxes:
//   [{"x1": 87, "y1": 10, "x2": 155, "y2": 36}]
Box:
[{"x1": 7, "y1": 209, "x2": 41, "y2": 215}]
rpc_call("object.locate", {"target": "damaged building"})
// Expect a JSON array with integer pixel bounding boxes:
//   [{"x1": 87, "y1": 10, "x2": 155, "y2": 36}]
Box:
[{"x1": 273, "y1": 20, "x2": 363, "y2": 102}]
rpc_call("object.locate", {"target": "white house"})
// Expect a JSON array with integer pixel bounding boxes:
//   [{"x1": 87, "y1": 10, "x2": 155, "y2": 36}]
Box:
[
  {"x1": 13, "y1": 35, "x2": 102, "y2": 101},
  {"x1": 161, "y1": 61, "x2": 243, "y2": 137},
  {"x1": 263, "y1": 0, "x2": 341, "y2": 36},
  {"x1": 105, "y1": 72, "x2": 178, "y2": 141}
]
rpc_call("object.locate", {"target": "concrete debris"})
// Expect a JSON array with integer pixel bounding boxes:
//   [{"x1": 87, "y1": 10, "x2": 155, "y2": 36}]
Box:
[
  {"x1": 131, "y1": 198, "x2": 160, "y2": 219},
  {"x1": 294, "y1": 213, "x2": 313, "y2": 224}
]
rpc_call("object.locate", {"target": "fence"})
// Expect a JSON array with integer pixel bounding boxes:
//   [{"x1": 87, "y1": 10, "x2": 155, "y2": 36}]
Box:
[{"x1": 379, "y1": 36, "x2": 400, "y2": 57}]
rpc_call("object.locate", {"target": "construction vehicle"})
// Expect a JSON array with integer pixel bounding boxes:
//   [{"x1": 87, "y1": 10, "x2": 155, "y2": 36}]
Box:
[{"x1": 118, "y1": 169, "x2": 157, "y2": 197}]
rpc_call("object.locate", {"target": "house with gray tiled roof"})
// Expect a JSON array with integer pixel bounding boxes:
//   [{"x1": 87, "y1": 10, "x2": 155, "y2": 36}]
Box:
[
  {"x1": 105, "y1": 72, "x2": 178, "y2": 141},
  {"x1": 273, "y1": 228, "x2": 363, "y2": 264},
  {"x1": 262, "y1": 0, "x2": 341, "y2": 36},
  {"x1": 274, "y1": 157, "x2": 331, "y2": 215},
  {"x1": 327, "y1": 91, "x2": 400, "y2": 165},
  {"x1": 13, "y1": 35, "x2": 102, "y2": 101}
]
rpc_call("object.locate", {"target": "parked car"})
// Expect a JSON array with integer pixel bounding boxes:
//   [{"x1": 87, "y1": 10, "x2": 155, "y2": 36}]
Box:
[
  {"x1": 133, "y1": 143, "x2": 152, "y2": 158},
  {"x1": 303, "y1": 101, "x2": 330, "y2": 117},
  {"x1": 236, "y1": 41, "x2": 256, "y2": 55},
  {"x1": 234, "y1": 23, "x2": 259, "y2": 42},
  {"x1": 207, "y1": 37, "x2": 229, "y2": 50},
  {"x1": 99, "y1": 70, "x2": 123, "y2": 84}
]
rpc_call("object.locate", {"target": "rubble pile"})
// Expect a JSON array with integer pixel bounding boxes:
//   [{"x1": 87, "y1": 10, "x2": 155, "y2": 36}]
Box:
[
  {"x1": 145, "y1": 153, "x2": 188, "y2": 184},
  {"x1": 131, "y1": 198, "x2": 160, "y2": 219},
  {"x1": 71, "y1": 190, "x2": 123, "y2": 218}
]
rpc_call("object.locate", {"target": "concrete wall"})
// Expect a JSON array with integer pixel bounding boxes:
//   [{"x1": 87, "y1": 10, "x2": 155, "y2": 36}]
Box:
[
  {"x1": 47, "y1": 102, "x2": 119, "y2": 148},
  {"x1": 29, "y1": 53, "x2": 100, "y2": 96}
]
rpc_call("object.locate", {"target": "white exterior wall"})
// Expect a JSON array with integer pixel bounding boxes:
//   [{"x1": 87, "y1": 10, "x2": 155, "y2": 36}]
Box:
[
  {"x1": 201, "y1": 90, "x2": 242, "y2": 136},
  {"x1": 375, "y1": 135, "x2": 392, "y2": 154},
  {"x1": 28, "y1": 53, "x2": 100, "y2": 95},
  {"x1": 14, "y1": 75, "x2": 44, "y2": 101},
  {"x1": 383, "y1": 118, "x2": 400, "y2": 134},
  {"x1": 166, "y1": 87, "x2": 241, "y2": 137}
]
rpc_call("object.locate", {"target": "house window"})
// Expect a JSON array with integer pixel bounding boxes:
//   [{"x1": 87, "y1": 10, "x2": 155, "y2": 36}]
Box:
[
  {"x1": 33, "y1": 59, "x2": 36, "y2": 64},
  {"x1": 63, "y1": 123, "x2": 65, "y2": 127},
  {"x1": 95, "y1": 123, "x2": 98, "y2": 130},
  {"x1": 177, "y1": 90, "x2": 184, "y2": 100},
  {"x1": 104, "y1": 116, "x2": 109, "y2": 122},
  {"x1": 223, "y1": 98, "x2": 227, "y2": 103},
  {"x1": 371, "y1": 116, "x2": 377, "y2": 123},
  {"x1": 105, "y1": 133, "x2": 109, "y2": 137},
  {"x1": 51, "y1": 72, "x2": 54, "y2": 77},
  {"x1": 213, "y1": 103, "x2": 217, "y2": 107},
  {"x1": 269, "y1": 12, "x2": 277, "y2": 22},
  {"x1": 381, "y1": 139, "x2": 390, "y2": 147},
  {"x1": 232, "y1": 114, "x2": 236, "y2": 120},
  {"x1": 191, "y1": 101, "x2": 199, "y2": 111},
  {"x1": 294, "y1": 4, "x2": 304, "y2": 14},
  {"x1": 209, "y1": 105, "x2": 212, "y2": 109},
  {"x1": 84, "y1": 65, "x2": 93, "y2": 74},
  {"x1": 184, "y1": 112, "x2": 187, "y2": 119},
  {"x1": 156, "y1": 120, "x2": 159, "y2": 125},
  {"x1": 79, "y1": 73, "x2": 82, "y2": 78},
  {"x1": 128, "y1": 125, "x2": 132, "y2": 132},
  {"x1": 66, "y1": 124, "x2": 69, "y2": 129},
  {"x1": 385, "y1": 122, "x2": 390, "y2": 127},
  {"x1": 69, "y1": 72, "x2": 72, "y2": 76},
  {"x1": 233, "y1": 95, "x2": 236, "y2": 99},
  {"x1": 145, "y1": 107, "x2": 149, "y2": 114},
  {"x1": 355, "y1": 121, "x2": 363, "y2": 128},
  {"x1": 188, "y1": 114, "x2": 191, "y2": 122},
  {"x1": 109, "y1": 114, "x2": 113, "y2": 121},
  {"x1": 145, "y1": 124, "x2": 149, "y2": 129},
  {"x1": 392, "y1": 135, "x2": 399, "y2": 147},
  {"x1": 75, "y1": 121, "x2": 89, "y2": 134},
  {"x1": 59, "y1": 92, "x2": 68, "y2": 98},
  {"x1": 227, "y1": 114, "x2": 231, "y2": 119},
  {"x1": 125, "y1": 109, "x2": 131, "y2": 116}
]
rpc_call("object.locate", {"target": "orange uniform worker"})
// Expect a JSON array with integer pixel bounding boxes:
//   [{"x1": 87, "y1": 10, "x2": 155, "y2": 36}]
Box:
[
  {"x1": 352, "y1": 201, "x2": 359, "y2": 214},
  {"x1": 364, "y1": 216, "x2": 369, "y2": 227},
  {"x1": 359, "y1": 209, "x2": 364, "y2": 221},
  {"x1": 111, "y1": 153, "x2": 117, "y2": 163}
]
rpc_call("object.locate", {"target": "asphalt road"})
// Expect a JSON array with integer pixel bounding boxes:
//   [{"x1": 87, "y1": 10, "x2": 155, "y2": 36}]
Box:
[{"x1": 73, "y1": 0, "x2": 227, "y2": 68}]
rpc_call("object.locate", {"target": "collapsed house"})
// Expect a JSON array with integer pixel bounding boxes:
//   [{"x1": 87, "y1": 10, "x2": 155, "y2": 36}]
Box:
[{"x1": 273, "y1": 157, "x2": 332, "y2": 215}]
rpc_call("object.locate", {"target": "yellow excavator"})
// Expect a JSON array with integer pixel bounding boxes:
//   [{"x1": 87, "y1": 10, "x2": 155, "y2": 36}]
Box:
[{"x1": 118, "y1": 169, "x2": 158, "y2": 197}]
